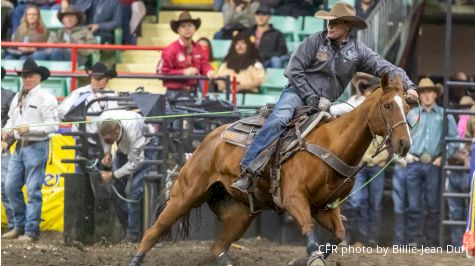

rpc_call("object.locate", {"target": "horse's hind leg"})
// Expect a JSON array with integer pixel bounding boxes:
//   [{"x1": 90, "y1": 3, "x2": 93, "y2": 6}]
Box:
[
  {"x1": 208, "y1": 193, "x2": 255, "y2": 266},
  {"x1": 129, "y1": 178, "x2": 207, "y2": 266}
]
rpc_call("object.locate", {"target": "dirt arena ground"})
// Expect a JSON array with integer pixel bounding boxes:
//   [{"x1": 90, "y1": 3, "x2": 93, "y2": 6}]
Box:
[{"x1": 1, "y1": 232, "x2": 474, "y2": 266}]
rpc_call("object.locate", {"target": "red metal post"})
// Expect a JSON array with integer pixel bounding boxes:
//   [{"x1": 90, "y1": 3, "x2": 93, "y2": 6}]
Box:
[
  {"x1": 232, "y1": 76, "x2": 237, "y2": 106},
  {"x1": 203, "y1": 79, "x2": 209, "y2": 98},
  {"x1": 71, "y1": 47, "x2": 77, "y2": 91}
]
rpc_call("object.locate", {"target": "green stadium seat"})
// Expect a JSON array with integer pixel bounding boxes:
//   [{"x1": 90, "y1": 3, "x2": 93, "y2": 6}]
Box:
[
  {"x1": 41, "y1": 78, "x2": 68, "y2": 97},
  {"x1": 299, "y1": 16, "x2": 324, "y2": 41},
  {"x1": 286, "y1": 41, "x2": 301, "y2": 53},
  {"x1": 2, "y1": 77, "x2": 20, "y2": 92},
  {"x1": 270, "y1": 16, "x2": 302, "y2": 42},
  {"x1": 1, "y1": 60, "x2": 72, "y2": 96},
  {"x1": 40, "y1": 9, "x2": 63, "y2": 30},
  {"x1": 328, "y1": 0, "x2": 355, "y2": 8},
  {"x1": 211, "y1": 39, "x2": 232, "y2": 61},
  {"x1": 242, "y1": 93, "x2": 280, "y2": 106},
  {"x1": 260, "y1": 68, "x2": 287, "y2": 94}
]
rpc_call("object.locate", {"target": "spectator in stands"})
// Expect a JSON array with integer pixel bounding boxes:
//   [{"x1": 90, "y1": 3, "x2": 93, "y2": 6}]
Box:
[
  {"x1": 4, "y1": 5, "x2": 49, "y2": 60},
  {"x1": 330, "y1": 72, "x2": 379, "y2": 116},
  {"x1": 215, "y1": 32, "x2": 265, "y2": 93},
  {"x1": 32, "y1": 6, "x2": 96, "y2": 65},
  {"x1": 1, "y1": 67, "x2": 16, "y2": 233},
  {"x1": 243, "y1": 4, "x2": 288, "y2": 68},
  {"x1": 1, "y1": 58, "x2": 59, "y2": 242},
  {"x1": 214, "y1": 0, "x2": 259, "y2": 39},
  {"x1": 157, "y1": 11, "x2": 214, "y2": 101},
  {"x1": 197, "y1": 37, "x2": 218, "y2": 70},
  {"x1": 98, "y1": 110, "x2": 157, "y2": 243},
  {"x1": 119, "y1": 0, "x2": 145, "y2": 44},
  {"x1": 355, "y1": 0, "x2": 378, "y2": 19},
  {"x1": 404, "y1": 78, "x2": 458, "y2": 247},
  {"x1": 274, "y1": 0, "x2": 317, "y2": 17},
  {"x1": 73, "y1": 0, "x2": 122, "y2": 43},
  {"x1": 345, "y1": 136, "x2": 389, "y2": 247},
  {"x1": 11, "y1": 1, "x2": 61, "y2": 33},
  {"x1": 448, "y1": 71, "x2": 469, "y2": 108},
  {"x1": 1, "y1": 0, "x2": 15, "y2": 40},
  {"x1": 58, "y1": 62, "x2": 118, "y2": 135}
]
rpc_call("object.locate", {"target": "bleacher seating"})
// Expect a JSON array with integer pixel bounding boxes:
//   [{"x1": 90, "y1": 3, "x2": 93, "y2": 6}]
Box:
[
  {"x1": 270, "y1": 16, "x2": 303, "y2": 42},
  {"x1": 2, "y1": 77, "x2": 20, "y2": 92},
  {"x1": 120, "y1": 50, "x2": 161, "y2": 64},
  {"x1": 1, "y1": 60, "x2": 72, "y2": 96},
  {"x1": 210, "y1": 39, "x2": 232, "y2": 61},
  {"x1": 299, "y1": 16, "x2": 324, "y2": 41},
  {"x1": 108, "y1": 78, "x2": 165, "y2": 94},
  {"x1": 40, "y1": 9, "x2": 62, "y2": 30},
  {"x1": 116, "y1": 63, "x2": 157, "y2": 74},
  {"x1": 328, "y1": 0, "x2": 355, "y2": 8},
  {"x1": 260, "y1": 68, "x2": 287, "y2": 95}
]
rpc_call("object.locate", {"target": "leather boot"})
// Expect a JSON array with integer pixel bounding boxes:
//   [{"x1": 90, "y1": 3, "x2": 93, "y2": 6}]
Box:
[
  {"x1": 2, "y1": 228, "x2": 24, "y2": 239},
  {"x1": 231, "y1": 168, "x2": 255, "y2": 193}
]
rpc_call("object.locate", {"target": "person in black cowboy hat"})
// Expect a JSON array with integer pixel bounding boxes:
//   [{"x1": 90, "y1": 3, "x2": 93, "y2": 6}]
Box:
[
  {"x1": 59, "y1": 62, "x2": 118, "y2": 128},
  {"x1": 1, "y1": 67, "x2": 16, "y2": 234},
  {"x1": 32, "y1": 5, "x2": 96, "y2": 65},
  {"x1": 1, "y1": 58, "x2": 59, "y2": 243},
  {"x1": 57, "y1": 61, "x2": 119, "y2": 241},
  {"x1": 157, "y1": 11, "x2": 214, "y2": 100}
]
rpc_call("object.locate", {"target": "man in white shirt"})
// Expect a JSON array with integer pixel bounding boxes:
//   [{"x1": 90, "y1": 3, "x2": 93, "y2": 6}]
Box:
[
  {"x1": 58, "y1": 62, "x2": 118, "y2": 146},
  {"x1": 97, "y1": 110, "x2": 157, "y2": 243},
  {"x1": 1, "y1": 58, "x2": 59, "y2": 242}
]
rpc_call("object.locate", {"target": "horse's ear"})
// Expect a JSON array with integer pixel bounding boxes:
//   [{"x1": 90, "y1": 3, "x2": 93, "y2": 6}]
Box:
[{"x1": 381, "y1": 73, "x2": 389, "y2": 91}]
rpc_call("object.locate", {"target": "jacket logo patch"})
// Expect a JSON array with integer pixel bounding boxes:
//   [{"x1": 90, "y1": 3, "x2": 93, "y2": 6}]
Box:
[
  {"x1": 177, "y1": 53, "x2": 185, "y2": 62},
  {"x1": 316, "y1": 45, "x2": 329, "y2": 62},
  {"x1": 345, "y1": 50, "x2": 358, "y2": 60}
]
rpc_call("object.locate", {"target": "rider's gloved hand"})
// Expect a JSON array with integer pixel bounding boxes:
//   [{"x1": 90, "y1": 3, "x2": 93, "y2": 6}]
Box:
[
  {"x1": 305, "y1": 95, "x2": 320, "y2": 107},
  {"x1": 318, "y1": 97, "x2": 331, "y2": 111}
]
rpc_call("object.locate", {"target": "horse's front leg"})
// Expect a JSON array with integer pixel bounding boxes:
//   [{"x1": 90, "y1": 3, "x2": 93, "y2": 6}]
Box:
[
  {"x1": 283, "y1": 194, "x2": 324, "y2": 266},
  {"x1": 313, "y1": 207, "x2": 346, "y2": 259}
]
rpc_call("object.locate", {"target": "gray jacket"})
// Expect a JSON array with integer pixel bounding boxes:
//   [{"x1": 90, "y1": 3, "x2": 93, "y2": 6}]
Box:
[{"x1": 285, "y1": 31, "x2": 416, "y2": 103}]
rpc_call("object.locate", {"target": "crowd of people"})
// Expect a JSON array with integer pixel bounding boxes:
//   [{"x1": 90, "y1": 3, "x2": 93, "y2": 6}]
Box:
[{"x1": 0, "y1": 0, "x2": 473, "y2": 250}]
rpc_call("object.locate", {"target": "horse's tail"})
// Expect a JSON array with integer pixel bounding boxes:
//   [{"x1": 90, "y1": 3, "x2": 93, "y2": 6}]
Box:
[{"x1": 153, "y1": 186, "x2": 192, "y2": 241}]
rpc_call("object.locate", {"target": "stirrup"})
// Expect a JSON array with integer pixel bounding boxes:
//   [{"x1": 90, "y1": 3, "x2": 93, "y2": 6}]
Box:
[{"x1": 231, "y1": 170, "x2": 254, "y2": 193}]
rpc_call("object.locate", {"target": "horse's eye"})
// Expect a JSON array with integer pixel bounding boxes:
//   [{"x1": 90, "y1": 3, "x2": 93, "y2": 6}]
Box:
[{"x1": 384, "y1": 104, "x2": 391, "y2": 109}]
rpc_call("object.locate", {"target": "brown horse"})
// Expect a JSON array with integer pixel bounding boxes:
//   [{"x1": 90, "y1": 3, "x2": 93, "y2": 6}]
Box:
[{"x1": 129, "y1": 74, "x2": 412, "y2": 266}]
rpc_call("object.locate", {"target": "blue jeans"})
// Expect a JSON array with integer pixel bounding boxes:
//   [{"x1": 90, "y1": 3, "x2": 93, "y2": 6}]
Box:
[
  {"x1": 446, "y1": 170, "x2": 469, "y2": 247},
  {"x1": 241, "y1": 86, "x2": 303, "y2": 170},
  {"x1": 1, "y1": 152, "x2": 14, "y2": 229},
  {"x1": 33, "y1": 48, "x2": 71, "y2": 61},
  {"x1": 263, "y1": 55, "x2": 290, "y2": 69},
  {"x1": 5, "y1": 141, "x2": 49, "y2": 237},
  {"x1": 392, "y1": 164, "x2": 407, "y2": 245},
  {"x1": 111, "y1": 140, "x2": 157, "y2": 240},
  {"x1": 405, "y1": 162, "x2": 441, "y2": 246},
  {"x1": 345, "y1": 165, "x2": 385, "y2": 244}
]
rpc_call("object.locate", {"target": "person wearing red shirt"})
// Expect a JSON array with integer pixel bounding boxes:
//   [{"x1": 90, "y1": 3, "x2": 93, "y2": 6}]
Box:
[{"x1": 157, "y1": 11, "x2": 214, "y2": 101}]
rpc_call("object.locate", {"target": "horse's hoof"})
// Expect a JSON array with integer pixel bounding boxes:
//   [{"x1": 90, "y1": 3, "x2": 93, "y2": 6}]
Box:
[
  {"x1": 129, "y1": 253, "x2": 145, "y2": 266},
  {"x1": 217, "y1": 252, "x2": 234, "y2": 266},
  {"x1": 307, "y1": 251, "x2": 325, "y2": 266}
]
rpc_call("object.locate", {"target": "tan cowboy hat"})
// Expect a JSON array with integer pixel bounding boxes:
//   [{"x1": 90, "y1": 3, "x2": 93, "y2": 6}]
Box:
[
  {"x1": 314, "y1": 2, "x2": 367, "y2": 29},
  {"x1": 351, "y1": 72, "x2": 380, "y2": 92},
  {"x1": 170, "y1": 11, "x2": 201, "y2": 34},
  {"x1": 57, "y1": 6, "x2": 85, "y2": 26},
  {"x1": 417, "y1": 78, "x2": 443, "y2": 96},
  {"x1": 459, "y1": 96, "x2": 475, "y2": 107}
]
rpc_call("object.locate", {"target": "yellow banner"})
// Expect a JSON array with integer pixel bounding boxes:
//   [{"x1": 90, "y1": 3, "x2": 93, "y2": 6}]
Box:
[{"x1": 1, "y1": 135, "x2": 75, "y2": 231}]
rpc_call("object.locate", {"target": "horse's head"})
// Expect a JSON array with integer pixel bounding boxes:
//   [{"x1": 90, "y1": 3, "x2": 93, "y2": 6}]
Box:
[{"x1": 370, "y1": 73, "x2": 412, "y2": 157}]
